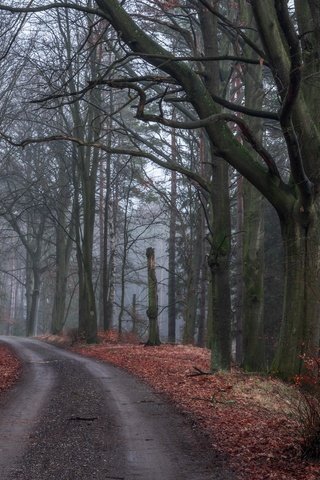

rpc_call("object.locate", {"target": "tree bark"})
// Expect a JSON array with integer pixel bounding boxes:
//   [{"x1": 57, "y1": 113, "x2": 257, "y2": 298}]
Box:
[
  {"x1": 242, "y1": 181, "x2": 265, "y2": 371},
  {"x1": 272, "y1": 209, "x2": 320, "y2": 378},
  {"x1": 146, "y1": 247, "x2": 161, "y2": 346},
  {"x1": 207, "y1": 159, "x2": 232, "y2": 371},
  {"x1": 168, "y1": 166, "x2": 177, "y2": 343}
]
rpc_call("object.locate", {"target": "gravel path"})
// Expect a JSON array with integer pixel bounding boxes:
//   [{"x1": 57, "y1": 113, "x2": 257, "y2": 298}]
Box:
[{"x1": 0, "y1": 337, "x2": 236, "y2": 480}]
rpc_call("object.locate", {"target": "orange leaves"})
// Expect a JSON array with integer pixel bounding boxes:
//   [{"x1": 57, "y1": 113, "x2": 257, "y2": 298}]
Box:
[
  {"x1": 0, "y1": 345, "x2": 21, "y2": 392},
  {"x1": 71, "y1": 340, "x2": 320, "y2": 480}
]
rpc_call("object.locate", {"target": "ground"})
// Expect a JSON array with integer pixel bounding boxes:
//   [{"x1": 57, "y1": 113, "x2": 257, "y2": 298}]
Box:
[
  {"x1": 1, "y1": 333, "x2": 320, "y2": 479},
  {"x1": 0, "y1": 344, "x2": 21, "y2": 393}
]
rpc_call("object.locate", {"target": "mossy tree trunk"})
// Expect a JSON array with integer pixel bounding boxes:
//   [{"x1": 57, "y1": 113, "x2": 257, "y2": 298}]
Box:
[{"x1": 272, "y1": 207, "x2": 320, "y2": 378}]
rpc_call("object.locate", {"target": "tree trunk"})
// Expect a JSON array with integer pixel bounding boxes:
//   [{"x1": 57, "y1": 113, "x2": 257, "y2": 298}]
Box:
[
  {"x1": 74, "y1": 156, "x2": 98, "y2": 344},
  {"x1": 207, "y1": 160, "x2": 232, "y2": 371},
  {"x1": 146, "y1": 247, "x2": 161, "y2": 346},
  {"x1": 27, "y1": 265, "x2": 41, "y2": 337},
  {"x1": 272, "y1": 211, "x2": 320, "y2": 378},
  {"x1": 51, "y1": 233, "x2": 68, "y2": 334},
  {"x1": 78, "y1": 189, "x2": 97, "y2": 343},
  {"x1": 240, "y1": 0, "x2": 265, "y2": 371},
  {"x1": 183, "y1": 213, "x2": 202, "y2": 345},
  {"x1": 102, "y1": 88, "x2": 115, "y2": 332},
  {"x1": 102, "y1": 158, "x2": 115, "y2": 331},
  {"x1": 235, "y1": 175, "x2": 244, "y2": 364},
  {"x1": 168, "y1": 170, "x2": 177, "y2": 344},
  {"x1": 242, "y1": 181, "x2": 265, "y2": 371},
  {"x1": 131, "y1": 293, "x2": 137, "y2": 334},
  {"x1": 197, "y1": 210, "x2": 207, "y2": 347},
  {"x1": 51, "y1": 200, "x2": 73, "y2": 335}
]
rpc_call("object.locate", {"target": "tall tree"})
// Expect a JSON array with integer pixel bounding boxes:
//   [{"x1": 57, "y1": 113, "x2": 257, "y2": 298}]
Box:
[
  {"x1": 2, "y1": 1, "x2": 320, "y2": 377},
  {"x1": 240, "y1": 1, "x2": 265, "y2": 371},
  {"x1": 92, "y1": 0, "x2": 320, "y2": 378}
]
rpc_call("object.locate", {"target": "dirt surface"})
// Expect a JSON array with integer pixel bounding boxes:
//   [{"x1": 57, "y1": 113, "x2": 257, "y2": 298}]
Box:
[{"x1": 0, "y1": 337, "x2": 236, "y2": 480}]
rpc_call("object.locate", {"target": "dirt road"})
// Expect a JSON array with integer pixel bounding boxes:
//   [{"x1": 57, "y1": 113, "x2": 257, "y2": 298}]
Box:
[{"x1": 0, "y1": 337, "x2": 235, "y2": 480}]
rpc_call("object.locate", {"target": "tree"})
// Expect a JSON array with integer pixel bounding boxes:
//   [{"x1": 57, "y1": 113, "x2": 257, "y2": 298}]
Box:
[
  {"x1": 1, "y1": 0, "x2": 320, "y2": 378},
  {"x1": 146, "y1": 247, "x2": 161, "y2": 346},
  {"x1": 93, "y1": 0, "x2": 320, "y2": 378},
  {"x1": 239, "y1": 0, "x2": 265, "y2": 372}
]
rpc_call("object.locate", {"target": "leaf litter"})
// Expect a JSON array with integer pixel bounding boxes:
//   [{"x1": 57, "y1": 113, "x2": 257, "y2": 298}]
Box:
[
  {"x1": 72, "y1": 333, "x2": 319, "y2": 480},
  {"x1": 39, "y1": 332, "x2": 320, "y2": 479}
]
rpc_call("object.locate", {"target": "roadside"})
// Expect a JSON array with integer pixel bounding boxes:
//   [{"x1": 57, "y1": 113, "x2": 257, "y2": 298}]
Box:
[
  {"x1": 0, "y1": 337, "x2": 232, "y2": 480},
  {"x1": 2, "y1": 334, "x2": 320, "y2": 479},
  {"x1": 41, "y1": 331, "x2": 320, "y2": 480},
  {"x1": 0, "y1": 344, "x2": 21, "y2": 393}
]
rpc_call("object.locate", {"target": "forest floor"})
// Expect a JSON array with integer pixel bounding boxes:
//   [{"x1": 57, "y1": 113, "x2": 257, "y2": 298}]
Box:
[
  {"x1": 0, "y1": 343, "x2": 22, "y2": 394},
  {"x1": 1, "y1": 333, "x2": 320, "y2": 479}
]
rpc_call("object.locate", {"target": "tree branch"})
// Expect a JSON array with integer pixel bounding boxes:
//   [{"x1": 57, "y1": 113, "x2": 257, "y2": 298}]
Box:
[
  {"x1": 0, "y1": 132, "x2": 211, "y2": 193},
  {"x1": 111, "y1": 82, "x2": 281, "y2": 178},
  {"x1": 0, "y1": 3, "x2": 99, "y2": 16},
  {"x1": 276, "y1": 0, "x2": 313, "y2": 202},
  {"x1": 197, "y1": 0, "x2": 267, "y2": 59}
]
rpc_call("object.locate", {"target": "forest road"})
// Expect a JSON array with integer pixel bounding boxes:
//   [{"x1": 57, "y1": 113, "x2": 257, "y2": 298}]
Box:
[{"x1": 0, "y1": 337, "x2": 236, "y2": 480}]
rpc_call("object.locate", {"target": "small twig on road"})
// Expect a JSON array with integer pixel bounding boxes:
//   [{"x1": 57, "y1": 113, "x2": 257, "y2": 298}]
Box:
[{"x1": 68, "y1": 416, "x2": 98, "y2": 422}]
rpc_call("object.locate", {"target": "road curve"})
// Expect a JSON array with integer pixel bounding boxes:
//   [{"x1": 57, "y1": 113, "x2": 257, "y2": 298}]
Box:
[{"x1": 0, "y1": 337, "x2": 235, "y2": 480}]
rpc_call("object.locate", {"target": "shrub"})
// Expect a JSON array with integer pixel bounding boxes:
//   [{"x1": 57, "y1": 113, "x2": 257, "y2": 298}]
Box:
[{"x1": 294, "y1": 354, "x2": 320, "y2": 459}]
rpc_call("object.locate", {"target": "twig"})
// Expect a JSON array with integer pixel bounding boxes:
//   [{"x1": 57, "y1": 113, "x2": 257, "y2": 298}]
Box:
[{"x1": 187, "y1": 366, "x2": 213, "y2": 377}]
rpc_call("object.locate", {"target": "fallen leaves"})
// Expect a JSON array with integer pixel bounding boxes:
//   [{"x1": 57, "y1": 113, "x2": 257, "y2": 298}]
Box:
[
  {"x1": 51, "y1": 334, "x2": 319, "y2": 480},
  {"x1": 0, "y1": 344, "x2": 21, "y2": 392}
]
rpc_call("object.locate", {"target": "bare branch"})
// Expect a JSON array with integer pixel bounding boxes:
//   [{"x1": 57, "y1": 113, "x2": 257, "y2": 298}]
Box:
[
  {"x1": 197, "y1": 0, "x2": 267, "y2": 60},
  {"x1": 0, "y1": 132, "x2": 211, "y2": 193},
  {"x1": 276, "y1": 0, "x2": 313, "y2": 201},
  {"x1": 0, "y1": 3, "x2": 99, "y2": 16}
]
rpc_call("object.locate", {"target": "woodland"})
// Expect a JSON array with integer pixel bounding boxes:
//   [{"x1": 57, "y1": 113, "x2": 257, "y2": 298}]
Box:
[{"x1": 0, "y1": 0, "x2": 318, "y2": 384}]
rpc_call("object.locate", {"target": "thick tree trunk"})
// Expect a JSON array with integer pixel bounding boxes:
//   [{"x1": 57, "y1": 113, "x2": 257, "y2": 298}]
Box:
[
  {"x1": 208, "y1": 252, "x2": 231, "y2": 372},
  {"x1": 272, "y1": 211, "x2": 320, "y2": 378}
]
